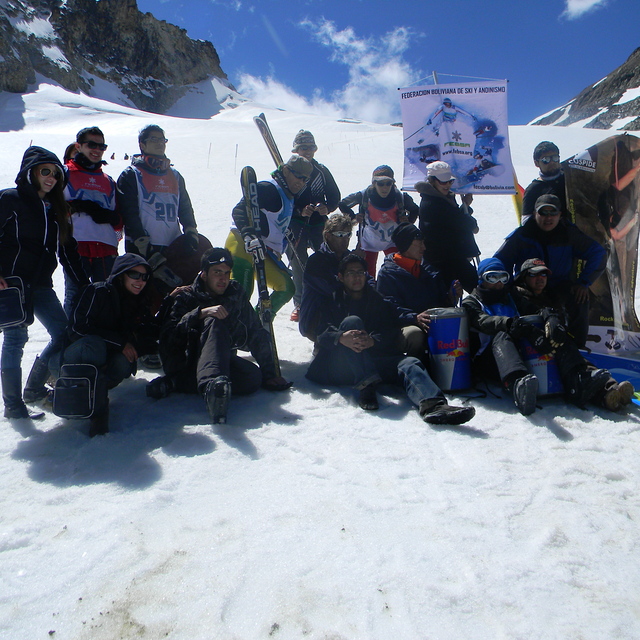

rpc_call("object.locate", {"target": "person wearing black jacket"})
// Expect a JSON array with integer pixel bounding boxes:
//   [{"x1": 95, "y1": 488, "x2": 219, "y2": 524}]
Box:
[
  {"x1": 64, "y1": 253, "x2": 158, "y2": 435},
  {"x1": 0, "y1": 146, "x2": 88, "y2": 420},
  {"x1": 150, "y1": 248, "x2": 291, "y2": 424},
  {"x1": 306, "y1": 253, "x2": 475, "y2": 424},
  {"x1": 286, "y1": 130, "x2": 341, "y2": 321},
  {"x1": 415, "y1": 161, "x2": 480, "y2": 293},
  {"x1": 376, "y1": 223, "x2": 460, "y2": 359}
]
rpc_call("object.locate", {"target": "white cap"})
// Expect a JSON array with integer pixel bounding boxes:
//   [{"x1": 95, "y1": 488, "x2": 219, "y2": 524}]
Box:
[{"x1": 426, "y1": 161, "x2": 455, "y2": 182}]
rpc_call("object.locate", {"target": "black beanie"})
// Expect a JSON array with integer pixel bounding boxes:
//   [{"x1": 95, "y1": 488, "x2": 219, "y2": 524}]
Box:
[{"x1": 391, "y1": 223, "x2": 422, "y2": 254}]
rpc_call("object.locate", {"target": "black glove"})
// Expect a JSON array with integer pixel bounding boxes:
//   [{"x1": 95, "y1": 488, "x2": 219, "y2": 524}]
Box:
[
  {"x1": 508, "y1": 317, "x2": 534, "y2": 340},
  {"x1": 183, "y1": 227, "x2": 199, "y2": 255},
  {"x1": 69, "y1": 200, "x2": 119, "y2": 225},
  {"x1": 544, "y1": 315, "x2": 567, "y2": 350}
]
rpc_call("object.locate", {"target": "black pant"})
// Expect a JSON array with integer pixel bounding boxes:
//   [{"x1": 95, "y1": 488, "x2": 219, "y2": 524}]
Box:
[{"x1": 196, "y1": 317, "x2": 262, "y2": 396}]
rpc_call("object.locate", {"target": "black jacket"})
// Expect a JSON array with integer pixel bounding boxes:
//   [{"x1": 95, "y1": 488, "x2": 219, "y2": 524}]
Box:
[
  {"x1": 415, "y1": 180, "x2": 479, "y2": 264},
  {"x1": 293, "y1": 159, "x2": 341, "y2": 225},
  {"x1": 68, "y1": 253, "x2": 158, "y2": 354},
  {"x1": 314, "y1": 284, "x2": 403, "y2": 356},
  {"x1": 159, "y1": 277, "x2": 278, "y2": 381},
  {"x1": 0, "y1": 146, "x2": 87, "y2": 289},
  {"x1": 522, "y1": 172, "x2": 566, "y2": 224}
]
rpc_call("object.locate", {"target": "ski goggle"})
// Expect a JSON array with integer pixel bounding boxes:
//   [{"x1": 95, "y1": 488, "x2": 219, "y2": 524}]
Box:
[
  {"x1": 38, "y1": 167, "x2": 62, "y2": 180},
  {"x1": 539, "y1": 155, "x2": 560, "y2": 164},
  {"x1": 330, "y1": 231, "x2": 352, "y2": 238},
  {"x1": 81, "y1": 141, "x2": 108, "y2": 151},
  {"x1": 481, "y1": 271, "x2": 510, "y2": 285},
  {"x1": 125, "y1": 270, "x2": 151, "y2": 281}
]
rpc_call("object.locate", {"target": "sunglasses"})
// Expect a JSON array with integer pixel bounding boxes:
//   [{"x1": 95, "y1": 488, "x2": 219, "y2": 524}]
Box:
[
  {"x1": 38, "y1": 167, "x2": 62, "y2": 180},
  {"x1": 145, "y1": 137, "x2": 168, "y2": 144},
  {"x1": 343, "y1": 269, "x2": 367, "y2": 277},
  {"x1": 526, "y1": 271, "x2": 548, "y2": 278},
  {"x1": 81, "y1": 141, "x2": 108, "y2": 151},
  {"x1": 297, "y1": 145, "x2": 316, "y2": 152},
  {"x1": 539, "y1": 155, "x2": 560, "y2": 164},
  {"x1": 374, "y1": 180, "x2": 394, "y2": 188},
  {"x1": 537, "y1": 208, "x2": 560, "y2": 217},
  {"x1": 125, "y1": 270, "x2": 150, "y2": 281},
  {"x1": 330, "y1": 231, "x2": 352, "y2": 238},
  {"x1": 289, "y1": 169, "x2": 309, "y2": 182},
  {"x1": 482, "y1": 271, "x2": 510, "y2": 285},
  {"x1": 436, "y1": 177, "x2": 455, "y2": 185}
]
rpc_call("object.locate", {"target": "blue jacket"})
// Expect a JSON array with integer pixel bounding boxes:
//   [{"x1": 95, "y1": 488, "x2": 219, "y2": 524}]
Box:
[
  {"x1": 494, "y1": 216, "x2": 606, "y2": 288},
  {"x1": 376, "y1": 254, "x2": 451, "y2": 325}
]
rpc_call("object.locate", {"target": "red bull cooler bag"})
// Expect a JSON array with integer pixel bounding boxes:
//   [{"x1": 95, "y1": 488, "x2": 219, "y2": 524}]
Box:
[
  {"x1": 518, "y1": 315, "x2": 563, "y2": 396},
  {"x1": 426, "y1": 307, "x2": 471, "y2": 391}
]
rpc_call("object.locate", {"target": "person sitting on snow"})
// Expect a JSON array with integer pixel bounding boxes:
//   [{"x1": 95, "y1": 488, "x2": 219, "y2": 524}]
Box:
[
  {"x1": 148, "y1": 248, "x2": 291, "y2": 424},
  {"x1": 306, "y1": 252, "x2": 475, "y2": 425},
  {"x1": 299, "y1": 213, "x2": 354, "y2": 343},
  {"x1": 376, "y1": 222, "x2": 462, "y2": 359},
  {"x1": 462, "y1": 258, "x2": 628, "y2": 416}
]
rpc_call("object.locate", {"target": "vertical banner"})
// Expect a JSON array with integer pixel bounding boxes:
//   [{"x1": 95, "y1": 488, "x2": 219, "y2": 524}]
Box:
[
  {"x1": 564, "y1": 134, "x2": 640, "y2": 362},
  {"x1": 399, "y1": 80, "x2": 515, "y2": 194}
]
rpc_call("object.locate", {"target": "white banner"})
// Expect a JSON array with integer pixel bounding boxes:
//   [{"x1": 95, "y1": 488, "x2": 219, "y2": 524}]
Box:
[{"x1": 399, "y1": 80, "x2": 515, "y2": 194}]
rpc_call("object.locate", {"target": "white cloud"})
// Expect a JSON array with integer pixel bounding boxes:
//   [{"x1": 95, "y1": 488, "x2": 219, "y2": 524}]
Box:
[
  {"x1": 239, "y1": 19, "x2": 422, "y2": 124},
  {"x1": 561, "y1": 0, "x2": 608, "y2": 19}
]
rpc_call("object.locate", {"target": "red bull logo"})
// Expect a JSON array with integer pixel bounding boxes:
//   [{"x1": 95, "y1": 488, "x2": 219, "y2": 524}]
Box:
[{"x1": 436, "y1": 338, "x2": 468, "y2": 351}]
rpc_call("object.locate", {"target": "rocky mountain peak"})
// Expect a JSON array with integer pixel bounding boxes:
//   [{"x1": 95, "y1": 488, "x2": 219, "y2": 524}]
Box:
[
  {"x1": 0, "y1": 0, "x2": 239, "y2": 115},
  {"x1": 531, "y1": 47, "x2": 640, "y2": 130}
]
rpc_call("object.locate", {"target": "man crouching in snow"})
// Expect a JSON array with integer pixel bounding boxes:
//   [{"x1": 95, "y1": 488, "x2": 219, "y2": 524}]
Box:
[
  {"x1": 305, "y1": 252, "x2": 475, "y2": 425},
  {"x1": 147, "y1": 247, "x2": 291, "y2": 424}
]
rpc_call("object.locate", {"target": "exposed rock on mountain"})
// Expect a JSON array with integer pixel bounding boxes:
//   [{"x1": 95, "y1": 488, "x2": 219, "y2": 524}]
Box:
[
  {"x1": 530, "y1": 47, "x2": 640, "y2": 130},
  {"x1": 0, "y1": 0, "x2": 241, "y2": 115}
]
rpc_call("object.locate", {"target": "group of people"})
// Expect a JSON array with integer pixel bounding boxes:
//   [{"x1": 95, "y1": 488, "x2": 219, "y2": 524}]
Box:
[{"x1": 0, "y1": 126, "x2": 634, "y2": 436}]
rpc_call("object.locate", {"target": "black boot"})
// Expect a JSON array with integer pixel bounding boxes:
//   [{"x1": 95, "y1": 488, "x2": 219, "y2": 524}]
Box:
[
  {"x1": 358, "y1": 384, "x2": 379, "y2": 411},
  {"x1": 419, "y1": 398, "x2": 475, "y2": 425},
  {"x1": 89, "y1": 399, "x2": 109, "y2": 437},
  {"x1": 23, "y1": 356, "x2": 50, "y2": 403},
  {"x1": 565, "y1": 367, "x2": 611, "y2": 409},
  {"x1": 2, "y1": 368, "x2": 45, "y2": 420},
  {"x1": 146, "y1": 375, "x2": 175, "y2": 399},
  {"x1": 509, "y1": 373, "x2": 538, "y2": 416},
  {"x1": 205, "y1": 376, "x2": 231, "y2": 424}
]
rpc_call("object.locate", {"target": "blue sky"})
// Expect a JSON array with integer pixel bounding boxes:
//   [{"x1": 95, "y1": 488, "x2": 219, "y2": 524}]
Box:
[{"x1": 137, "y1": 0, "x2": 637, "y2": 125}]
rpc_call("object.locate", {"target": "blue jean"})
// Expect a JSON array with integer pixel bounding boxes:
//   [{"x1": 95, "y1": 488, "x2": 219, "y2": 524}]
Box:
[
  {"x1": 1, "y1": 286, "x2": 68, "y2": 371},
  {"x1": 306, "y1": 316, "x2": 444, "y2": 406},
  {"x1": 64, "y1": 255, "x2": 116, "y2": 316}
]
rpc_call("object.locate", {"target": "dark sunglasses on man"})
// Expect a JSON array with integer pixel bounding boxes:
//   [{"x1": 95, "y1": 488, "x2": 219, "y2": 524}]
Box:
[
  {"x1": 81, "y1": 141, "x2": 108, "y2": 151},
  {"x1": 537, "y1": 207, "x2": 560, "y2": 217},
  {"x1": 330, "y1": 231, "x2": 352, "y2": 238},
  {"x1": 125, "y1": 270, "x2": 151, "y2": 281},
  {"x1": 539, "y1": 155, "x2": 560, "y2": 164}
]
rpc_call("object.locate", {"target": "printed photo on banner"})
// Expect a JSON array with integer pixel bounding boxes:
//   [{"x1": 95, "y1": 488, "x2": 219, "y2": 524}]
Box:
[
  {"x1": 564, "y1": 134, "x2": 640, "y2": 364},
  {"x1": 399, "y1": 80, "x2": 516, "y2": 194}
]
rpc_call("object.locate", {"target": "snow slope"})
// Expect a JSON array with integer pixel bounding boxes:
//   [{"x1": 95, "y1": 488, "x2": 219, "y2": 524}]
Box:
[{"x1": 1, "y1": 85, "x2": 640, "y2": 640}]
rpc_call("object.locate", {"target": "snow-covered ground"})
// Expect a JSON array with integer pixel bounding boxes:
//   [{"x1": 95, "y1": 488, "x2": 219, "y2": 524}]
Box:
[{"x1": 1, "y1": 83, "x2": 640, "y2": 640}]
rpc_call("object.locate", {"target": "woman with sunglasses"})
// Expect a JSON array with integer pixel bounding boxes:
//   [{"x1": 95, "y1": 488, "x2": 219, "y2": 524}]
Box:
[
  {"x1": 0, "y1": 146, "x2": 88, "y2": 420},
  {"x1": 63, "y1": 253, "x2": 158, "y2": 436},
  {"x1": 338, "y1": 165, "x2": 418, "y2": 277},
  {"x1": 415, "y1": 161, "x2": 480, "y2": 293}
]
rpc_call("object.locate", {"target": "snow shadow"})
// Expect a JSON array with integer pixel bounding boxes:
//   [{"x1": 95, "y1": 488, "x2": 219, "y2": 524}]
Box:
[
  {"x1": 0, "y1": 92, "x2": 26, "y2": 131},
  {"x1": 11, "y1": 380, "x2": 217, "y2": 490}
]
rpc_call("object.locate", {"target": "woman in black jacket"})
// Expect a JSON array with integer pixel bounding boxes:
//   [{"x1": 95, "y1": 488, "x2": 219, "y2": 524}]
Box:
[
  {"x1": 64, "y1": 253, "x2": 158, "y2": 436},
  {"x1": 0, "y1": 146, "x2": 87, "y2": 419},
  {"x1": 415, "y1": 161, "x2": 480, "y2": 293}
]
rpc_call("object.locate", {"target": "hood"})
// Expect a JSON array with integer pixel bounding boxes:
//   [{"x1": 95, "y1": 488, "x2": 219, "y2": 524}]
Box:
[
  {"x1": 16, "y1": 146, "x2": 64, "y2": 188},
  {"x1": 107, "y1": 253, "x2": 152, "y2": 282},
  {"x1": 414, "y1": 180, "x2": 455, "y2": 202}
]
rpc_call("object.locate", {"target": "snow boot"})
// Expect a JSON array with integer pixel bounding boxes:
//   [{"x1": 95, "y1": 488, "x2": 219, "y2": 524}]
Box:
[
  {"x1": 358, "y1": 383, "x2": 379, "y2": 411},
  {"x1": 23, "y1": 356, "x2": 51, "y2": 404},
  {"x1": 419, "y1": 398, "x2": 475, "y2": 425},
  {"x1": 603, "y1": 380, "x2": 634, "y2": 412},
  {"x1": 205, "y1": 376, "x2": 231, "y2": 424},
  {"x1": 2, "y1": 368, "x2": 44, "y2": 420},
  {"x1": 511, "y1": 373, "x2": 538, "y2": 416},
  {"x1": 566, "y1": 367, "x2": 611, "y2": 409},
  {"x1": 89, "y1": 400, "x2": 109, "y2": 437},
  {"x1": 146, "y1": 375, "x2": 175, "y2": 400}
]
